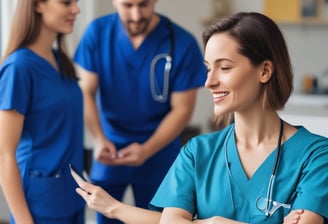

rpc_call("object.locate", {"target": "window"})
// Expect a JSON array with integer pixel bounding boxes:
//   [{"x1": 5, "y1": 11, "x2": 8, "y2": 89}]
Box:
[{"x1": 1, "y1": 1, "x2": 17, "y2": 57}]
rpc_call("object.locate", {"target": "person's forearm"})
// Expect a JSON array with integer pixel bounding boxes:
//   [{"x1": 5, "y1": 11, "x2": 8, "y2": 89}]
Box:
[
  {"x1": 143, "y1": 90, "x2": 197, "y2": 157},
  {"x1": 160, "y1": 208, "x2": 248, "y2": 224},
  {"x1": 143, "y1": 105, "x2": 193, "y2": 157},
  {"x1": 163, "y1": 217, "x2": 247, "y2": 224},
  {"x1": 193, "y1": 217, "x2": 248, "y2": 224},
  {"x1": 83, "y1": 91, "x2": 106, "y2": 142},
  {"x1": 0, "y1": 156, "x2": 33, "y2": 224},
  {"x1": 110, "y1": 202, "x2": 161, "y2": 224}
]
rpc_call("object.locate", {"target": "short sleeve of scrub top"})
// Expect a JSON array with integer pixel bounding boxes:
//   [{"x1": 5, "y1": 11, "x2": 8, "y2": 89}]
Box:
[
  {"x1": 0, "y1": 58, "x2": 31, "y2": 114},
  {"x1": 149, "y1": 127, "x2": 232, "y2": 216}
]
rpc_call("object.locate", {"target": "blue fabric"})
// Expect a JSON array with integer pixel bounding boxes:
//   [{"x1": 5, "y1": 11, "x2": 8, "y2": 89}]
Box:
[
  {"x1": 150, "y1": 124, "x2": 328, "y2": 223},
  {"x1": 74, "y1": 13, "x2": 206, "y2": 183},
  {"x1": 0, "y1": 48, "x2": 85, "y2": 219},
  {"x1": 10, "y1": 207, "x2": 84, "y2": 224}
]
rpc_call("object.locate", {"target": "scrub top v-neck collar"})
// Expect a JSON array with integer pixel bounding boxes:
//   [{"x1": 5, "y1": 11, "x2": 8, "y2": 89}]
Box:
[
  {"x1": 226, "y1": 126, "x2": 279, "y2": 199},
  {"x1": 116, "y1": 16, "x2": 170, "y2": 69},
  {"x1": 22, "y1": 48, "x2": 62, "y2": 80}
]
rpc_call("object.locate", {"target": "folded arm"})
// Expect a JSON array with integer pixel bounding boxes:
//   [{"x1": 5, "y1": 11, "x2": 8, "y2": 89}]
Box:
[{"x1": 160, "y1": 208, "x2": 323, "y2": 224}]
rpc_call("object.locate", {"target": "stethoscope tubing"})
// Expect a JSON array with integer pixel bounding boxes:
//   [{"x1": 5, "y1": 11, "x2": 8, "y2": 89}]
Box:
[
  {"x1": 225, "y1": 119, "x2": 285, "y2": 217},
  {"x1": 264, "y1": 118, "x2": 284, "y2": 216},
  {"x1": 149, "y1": 18, "x2": 174, "y2": 103}
]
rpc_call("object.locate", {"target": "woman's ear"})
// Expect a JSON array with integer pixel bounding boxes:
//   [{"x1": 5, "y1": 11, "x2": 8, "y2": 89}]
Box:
[
  {"x1": 35, "y1": 1, "x2": 44, "y2": 14},
  {"x1": 259, "y1": 60, "x2": 274, "y2": 84}
]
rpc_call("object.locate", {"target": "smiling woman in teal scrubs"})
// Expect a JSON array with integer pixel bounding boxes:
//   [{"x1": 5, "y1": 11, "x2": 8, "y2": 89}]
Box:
[
  {"x1": 70, "y1": 12, "x2": 328, "y2": 224},
  {"x1": 0, "y1": 0, "x2": 85, "y2": 223}
]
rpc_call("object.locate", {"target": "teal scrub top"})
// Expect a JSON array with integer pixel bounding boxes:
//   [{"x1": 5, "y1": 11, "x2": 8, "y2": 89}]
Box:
[{"x1": 150, "y1": 124, "x2": 328, "y2": 223}]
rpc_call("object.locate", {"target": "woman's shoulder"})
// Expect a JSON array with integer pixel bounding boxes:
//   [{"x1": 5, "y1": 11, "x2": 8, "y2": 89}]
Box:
[
  {"x1": 292, "y1": 125, "x2": 328, "y2": 144},
  {"x1": 285, "y1": 125, "x2": 328, "y2": 158},
  {"x1": 1, "y1": 48, "x2": 37, "y2": 72},
  {"x1": 2, "y1": 48, "x2": 35, "y2": 65}
]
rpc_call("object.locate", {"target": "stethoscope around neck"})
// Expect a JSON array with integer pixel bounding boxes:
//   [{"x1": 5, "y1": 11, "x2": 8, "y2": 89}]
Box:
[
  {"x1": 224, "y1": 119, "x2": 291, "y2": 217},
  {"x1": 149, "y1": 19, "x2": 174, "y2": 103}
]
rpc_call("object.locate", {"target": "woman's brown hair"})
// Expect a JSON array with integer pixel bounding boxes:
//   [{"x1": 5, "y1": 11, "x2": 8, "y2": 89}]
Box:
[
  {"x1": 1, "y1": 0, "x2": 77, "y2": 80},
  {"x1": 203, "y1": 12, "x2": 293, "y2": 128}
]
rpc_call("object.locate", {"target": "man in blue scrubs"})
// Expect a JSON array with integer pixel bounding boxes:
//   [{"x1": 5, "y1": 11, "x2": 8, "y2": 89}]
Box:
[{"x1": 74, "y1": 0, "x2": 206, "y2": 223}]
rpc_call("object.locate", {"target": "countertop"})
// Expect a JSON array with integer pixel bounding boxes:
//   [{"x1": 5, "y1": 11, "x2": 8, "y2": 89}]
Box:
[{"x1": 282, "y1": 93, "x2": 328, "y2": 116}]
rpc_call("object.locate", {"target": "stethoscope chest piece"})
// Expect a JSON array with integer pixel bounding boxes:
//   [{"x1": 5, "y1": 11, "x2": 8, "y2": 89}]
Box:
[{"x1": 149, "y1": 18, "x2": 174, "y2": 103}]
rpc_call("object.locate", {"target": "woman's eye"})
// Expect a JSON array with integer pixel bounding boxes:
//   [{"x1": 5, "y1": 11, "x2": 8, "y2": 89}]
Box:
[
  {"x1": 221, "y1": 67, "x2": 231, "y2": 71},
  {"x1": 62, "y1": 0, "x2": 71, "y2": 5}
]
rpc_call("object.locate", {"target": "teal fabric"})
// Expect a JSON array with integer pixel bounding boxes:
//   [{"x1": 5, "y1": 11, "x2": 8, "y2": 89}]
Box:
[{"x1": 150, "y1": 124, "x2": 328, "y2": 223}]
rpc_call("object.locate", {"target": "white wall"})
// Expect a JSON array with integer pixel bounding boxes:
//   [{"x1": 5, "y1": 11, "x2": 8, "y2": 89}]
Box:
[{"x1": 0, "y1": 0, "x2": 17, "y2": 56}]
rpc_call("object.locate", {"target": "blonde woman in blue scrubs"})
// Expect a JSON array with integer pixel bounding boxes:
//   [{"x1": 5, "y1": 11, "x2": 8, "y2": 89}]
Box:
[
  {"x1": 71, "y1": 12, "x2": 328, "y2": 224},
  {"x1": 0, "y1": 0, "x2": 85, "y2": 223}
]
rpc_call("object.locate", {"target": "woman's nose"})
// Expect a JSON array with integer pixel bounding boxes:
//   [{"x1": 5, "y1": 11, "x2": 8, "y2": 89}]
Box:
[
  {"x1": 205, "y1": 71, "x2": 219, "y2": 89},
  {"x1": 71, "y1": 1, "x2": 80, "y2": 14}
]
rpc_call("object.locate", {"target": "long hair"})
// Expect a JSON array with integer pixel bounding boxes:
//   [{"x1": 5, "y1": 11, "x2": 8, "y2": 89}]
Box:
[
  {"x1": 203, "y1": 12, "x2": 293, "y2": 128},
  {"x1": 1, "y1": 0, "x2": 77, "y2": 79}
]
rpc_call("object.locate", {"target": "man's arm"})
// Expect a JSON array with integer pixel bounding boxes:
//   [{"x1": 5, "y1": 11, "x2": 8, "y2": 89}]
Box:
[
  {"x1": 113, "y1": 89, "x2": 198, "y2": 166},
  {"x1": 143, "y1": 89, "x2": 197, "y2": 156},
  {"x1": 76, "y1": 65, "x2": 117, "y2": 163}
]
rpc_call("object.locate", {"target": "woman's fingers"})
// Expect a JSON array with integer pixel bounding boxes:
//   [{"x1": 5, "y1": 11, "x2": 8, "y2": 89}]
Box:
[{"x1": 284, "y1": 209, "x2": 304, "y2": 224}]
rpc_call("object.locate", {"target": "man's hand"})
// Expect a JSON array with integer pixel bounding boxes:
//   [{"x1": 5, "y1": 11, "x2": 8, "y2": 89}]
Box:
[
  {"x1": 110, "y1": 142, "x2": 150, "y2": 166},
  {"x1": 93, "y1": 138, "x2": 118, "y2": 165}
]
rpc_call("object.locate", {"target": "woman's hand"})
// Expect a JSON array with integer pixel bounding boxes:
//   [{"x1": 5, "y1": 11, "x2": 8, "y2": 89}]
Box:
[
  {"x1": 70, "y1": 167, "x2": 121, "y2": 218},
  {"x1": 283, "y1": 209, "x2": 304, "y2": 224}
]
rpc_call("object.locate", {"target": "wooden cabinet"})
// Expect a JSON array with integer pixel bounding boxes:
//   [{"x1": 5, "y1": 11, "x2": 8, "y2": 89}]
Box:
[{"x1": 264, "y1": 0, "x2": 328, "y2": 24}]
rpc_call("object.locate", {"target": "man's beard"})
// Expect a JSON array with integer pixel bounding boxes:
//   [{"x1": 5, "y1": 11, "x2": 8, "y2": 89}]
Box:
[{"x1": 126, "y1": 18, "x2": 150, "y2": 37}]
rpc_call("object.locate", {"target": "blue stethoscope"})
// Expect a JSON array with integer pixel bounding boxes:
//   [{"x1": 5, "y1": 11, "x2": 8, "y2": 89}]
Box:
[
  {"x1": 225, "y1": 119, "x2": 291, "y2": 217},
  {"x1": 149, "y1": 19, "x2": 174, "y2": 103}
]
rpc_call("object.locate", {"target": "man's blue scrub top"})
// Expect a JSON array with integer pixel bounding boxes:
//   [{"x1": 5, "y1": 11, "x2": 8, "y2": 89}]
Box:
[
  {"x1": 150, "y1": 124, "x2": 328, "y2": 223},
  {"x1": 0, "y1": 48, "x2": 85, "y2": 218},
  {"x1": 74, "y1": 13, "x2": 207, "y2": 183}
]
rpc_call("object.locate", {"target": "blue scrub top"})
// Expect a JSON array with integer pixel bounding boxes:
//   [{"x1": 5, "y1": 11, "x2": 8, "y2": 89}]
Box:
[
  {"x1": 150, "y1": 124, "x2": 328, "y2": 223},
  {"x1": 74, "y1": 13, "x2": 207, "y2": 183},
  {"x1": 0, "y1": 48, "x2": 85, "y2": 218}
]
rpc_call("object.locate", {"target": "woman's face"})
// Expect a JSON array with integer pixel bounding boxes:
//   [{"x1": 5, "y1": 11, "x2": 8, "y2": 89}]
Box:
[
  {"x1": 36, "y1": 0, "x2": 80, "y2": 35},
  {"x1": 204, "y1": 32, "x2": 265, "y2": 117}
]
